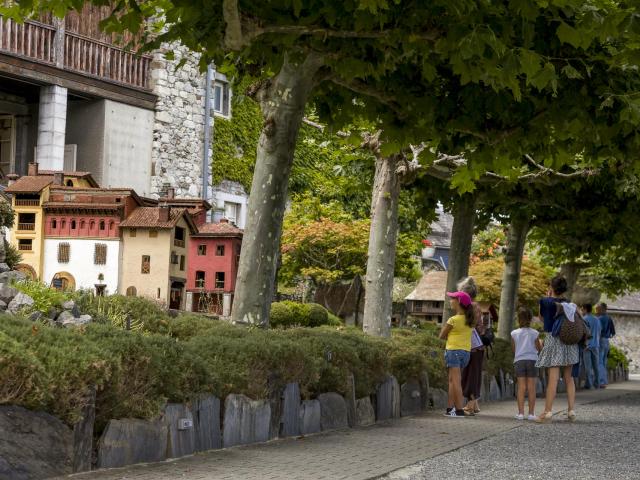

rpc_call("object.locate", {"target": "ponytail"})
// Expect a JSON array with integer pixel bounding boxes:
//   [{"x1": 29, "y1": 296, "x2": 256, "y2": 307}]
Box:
[{"x1": 463, "y1": 303, "x2": 475, "y2": 327}]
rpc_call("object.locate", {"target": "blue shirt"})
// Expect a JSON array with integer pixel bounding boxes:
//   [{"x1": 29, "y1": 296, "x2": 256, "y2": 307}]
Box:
[
  {"x1": 583, "y1": 313, "x2": 600, "y2": 349},
  {"x1": 539, "y1": 297, "x2": 566, "y2": 332},
  {"x1": 598, "y1": 314, "x2": 616, "y2": 339}
]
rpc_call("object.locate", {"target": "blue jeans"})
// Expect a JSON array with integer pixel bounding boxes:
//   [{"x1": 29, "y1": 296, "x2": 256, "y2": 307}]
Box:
[
  {"x1": 583, "y1": 347, "x2": 600, "y2": 388},
  {"x1": 599, "y1": 338, "x2": 610, "y2": 385},
  {"x1": 445, "y1": 349, "x2": 470, "y2": 369},
  {"x1": 572, "y1": 344, "x2": 584, "y2": 378}
]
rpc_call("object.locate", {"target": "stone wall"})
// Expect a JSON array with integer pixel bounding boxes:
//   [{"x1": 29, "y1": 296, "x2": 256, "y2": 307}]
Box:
[
  {"x1": 149, "y1": 44, "x2": 206, "y2": 199},
  {"x1": 610, "y1": 313, "x2": 640, "y2": 373}
]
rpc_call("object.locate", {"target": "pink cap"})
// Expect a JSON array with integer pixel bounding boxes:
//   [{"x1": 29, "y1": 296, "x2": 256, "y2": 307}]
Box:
[{"x1": 446, "y1": 291, "x2": 472, "y2": 307}]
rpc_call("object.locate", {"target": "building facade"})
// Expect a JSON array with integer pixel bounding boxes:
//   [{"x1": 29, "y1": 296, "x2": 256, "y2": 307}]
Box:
[{"x1": 186, "y1": 219, "x2": 243, "y2": 316}]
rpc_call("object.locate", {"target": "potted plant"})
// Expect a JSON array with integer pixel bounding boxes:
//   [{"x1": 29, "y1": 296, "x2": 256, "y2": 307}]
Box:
[
  {"x1": 95, "y1": 273, "x2": 106, "y2": 296},
  {"x1": 421, "y1": 239, "x2": 436, "y2": 258}
]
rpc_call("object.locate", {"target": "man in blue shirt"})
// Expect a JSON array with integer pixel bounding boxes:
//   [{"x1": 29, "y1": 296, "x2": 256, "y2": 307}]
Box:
[
  {"x1": 596, "y1": 302, "x2": 616, "y2": 388},
  {"x1": 580, "y1": 304, "x2": 601, "y2": 389}
]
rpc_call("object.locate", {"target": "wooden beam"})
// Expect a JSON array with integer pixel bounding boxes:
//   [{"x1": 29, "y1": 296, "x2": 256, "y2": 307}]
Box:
[{"x1": 0, "y1": 52, "x2": 157, "y2": 110}]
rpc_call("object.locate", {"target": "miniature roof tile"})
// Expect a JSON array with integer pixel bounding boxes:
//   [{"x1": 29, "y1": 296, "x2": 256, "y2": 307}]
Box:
[
  {"x1": 405, "y1": 270, "x2": 448, "y2": 301},
  {"x1": 120, "y1": 207, "x2": 188, "y2": 229},
  {"x1": 194, "y1": 222, "x2": 244, "y2": 237},
  {"x1": 6, "y1": 171, "x2": 99, "y2": 193}
]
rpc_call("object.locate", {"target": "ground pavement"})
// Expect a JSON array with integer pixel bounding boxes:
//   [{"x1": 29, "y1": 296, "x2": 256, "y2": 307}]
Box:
[{"x1": 65, "y1": 377, "x2": 640, "y2": 480}]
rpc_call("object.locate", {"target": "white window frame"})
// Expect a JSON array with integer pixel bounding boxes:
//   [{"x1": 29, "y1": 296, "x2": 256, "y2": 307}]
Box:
[
  {"x1": 211, "y1": 73, "x2": 232, "y2": 119},
  {"x1": 224, "y1": 201, "x2": 240, "y2": 225}
]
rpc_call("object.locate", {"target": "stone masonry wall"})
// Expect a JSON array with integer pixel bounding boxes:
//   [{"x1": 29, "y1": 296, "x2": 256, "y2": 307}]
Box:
[
  {"x1": 610, "y1": 314, "x2": 640, "y2": 373},
  {"x1": 149, "y1": 44, "x2": 206, "y2": 198}
]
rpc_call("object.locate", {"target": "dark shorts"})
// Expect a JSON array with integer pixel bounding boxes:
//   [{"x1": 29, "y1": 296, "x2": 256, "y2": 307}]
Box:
[{"x1": 514, "y1": 360, "x2": 538, "y2": 378}]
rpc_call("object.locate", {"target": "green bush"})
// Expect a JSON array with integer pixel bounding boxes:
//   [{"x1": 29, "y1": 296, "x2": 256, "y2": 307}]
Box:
[
  {"x1": 13, "y1": 279, "x2": 68, "y2": 313},
  {"x1": 4, "y1": 241, "x2": 22, "y2": 270},
  {"x1": 607, "y1": 345, "x2": 630, "y2": 370},
  {"x1": 270, "y1": 301, "x2": 342, "y2": 328},
  {"x1": 485, "y1": 338, "x2": 514, "y2": 376}
]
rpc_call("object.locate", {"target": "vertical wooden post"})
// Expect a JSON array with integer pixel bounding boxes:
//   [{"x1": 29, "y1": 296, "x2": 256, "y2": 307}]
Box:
[{"x1": 52, "y1": 16, "x2": 65, "y2": 68}]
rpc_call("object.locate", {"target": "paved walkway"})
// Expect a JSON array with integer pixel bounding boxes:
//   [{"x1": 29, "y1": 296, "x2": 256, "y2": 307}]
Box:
[{"x1": 67, "y1": 379, "x2": 640, "y2": 480}]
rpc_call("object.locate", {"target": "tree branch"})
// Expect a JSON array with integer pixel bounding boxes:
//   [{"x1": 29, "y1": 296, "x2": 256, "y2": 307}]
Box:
[{"x1": 330, "y1": 77, "x2": 407, "y2": 119}]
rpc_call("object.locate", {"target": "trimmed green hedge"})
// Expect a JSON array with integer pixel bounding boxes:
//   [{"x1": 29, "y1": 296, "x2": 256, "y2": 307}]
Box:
[
  {"x1": 0, "y1": 314, "x2": 444, "y2": 432},
  {"x1": 270, "y1": 301, "x2": 343, "y2": 328}
]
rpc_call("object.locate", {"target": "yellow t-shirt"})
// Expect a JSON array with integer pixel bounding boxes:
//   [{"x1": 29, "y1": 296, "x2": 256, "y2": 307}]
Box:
[{"x1": 445, "y1": 314, "x2": 473, "y2": 351}]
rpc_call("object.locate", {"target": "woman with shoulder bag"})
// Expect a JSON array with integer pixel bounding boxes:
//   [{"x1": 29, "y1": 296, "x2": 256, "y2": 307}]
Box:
[
  {"x1": 458, "y1": 277, "x2": 484, "y2": 416},
  {"x1": 534, "y1": 275, "x2": 579, "y2": 423}
]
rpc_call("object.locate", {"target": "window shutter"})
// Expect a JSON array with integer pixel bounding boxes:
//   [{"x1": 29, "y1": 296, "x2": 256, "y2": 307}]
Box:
[
  {"x1": 58, "y1": 243, "x2": 70, "y2": 263},
  {"x1": 94, "y1": 243, "x2": 107, "y2": 265}
]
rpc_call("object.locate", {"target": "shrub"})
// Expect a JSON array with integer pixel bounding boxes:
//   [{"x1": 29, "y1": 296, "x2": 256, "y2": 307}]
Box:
[
  {"x1": 4, "y1": 241, "x2": 22, "y2": 270},
  {"x1": 270, "y1": 301, "x2": 340, "y2": 328},
  {"x1": 607, "y1": 345, "x2": 630, "y2": 370},
  {"x1": 13, "y1": 279, "x2": 68, "y2": 313},
  {"x1": 485, "y1": 338, "x2": 514, "y2": 376}
]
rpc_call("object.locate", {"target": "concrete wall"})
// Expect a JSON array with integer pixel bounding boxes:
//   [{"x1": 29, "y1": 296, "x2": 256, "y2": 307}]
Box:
[
  {"x1": 102, "y1": 100, "x2": 153, "y2": 196},
  {"x1": 211, "y1": 181, "x2": 248, "y2": 229},
  {"x1": 42, "y1": 238, "x2": 121, "y2": 293},
  {"x1": 66, "y1": 100, "x2": 105, "y2": 181}
]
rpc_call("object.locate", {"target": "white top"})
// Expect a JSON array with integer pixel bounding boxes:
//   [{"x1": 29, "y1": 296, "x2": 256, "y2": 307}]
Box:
[{"x1": 511, "y1": 327, "x2": 540, "y2": 363}]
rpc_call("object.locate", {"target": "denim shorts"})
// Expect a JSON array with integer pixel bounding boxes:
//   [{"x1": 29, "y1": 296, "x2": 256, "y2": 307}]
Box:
[{"x1": 445, "y1": 349, "x2": 470, "y2": 369}]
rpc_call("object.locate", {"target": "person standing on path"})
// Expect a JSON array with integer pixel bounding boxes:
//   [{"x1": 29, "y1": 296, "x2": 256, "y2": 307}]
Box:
[
  {"x1": 596, "y1": 302, "x2": 616, "y2": 388},
  {"x1": 511, "y1": 307, "x2": 542, "y2": 420},
  {"x1": 439, "y1": 291, "x2": 474, "y2": 417},
  {"x1": 457, "y1": 277, "x2": 485, "y2": 416},
  {"x1": 581, "y1": 304, "x2": 601, "y2": 389},
  {"x1": 534, "y1": 275, "x2": 579, "y2": 423}
]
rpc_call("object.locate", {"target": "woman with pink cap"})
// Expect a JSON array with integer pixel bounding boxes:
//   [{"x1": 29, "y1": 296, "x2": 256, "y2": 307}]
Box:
[{"x1": 439, "y1": 290, "x2": 475, "y2": 417}]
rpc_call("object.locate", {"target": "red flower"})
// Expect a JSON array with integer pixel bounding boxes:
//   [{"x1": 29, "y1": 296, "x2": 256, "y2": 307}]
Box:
[{"x1": 421, "y1": 239, "x2": 433, "y2": 246}]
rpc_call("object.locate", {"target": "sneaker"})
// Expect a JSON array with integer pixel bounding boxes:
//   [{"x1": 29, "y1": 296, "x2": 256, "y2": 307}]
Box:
[
  {"x1": 515, "y1": 414, "x2": 524, "y2": 420},
  {"x1": 527, "y1": 414, "x2": 537, "y2": 421},
  {"x1": 443, "y1": 409, "x2": 465, "y2": 418}
]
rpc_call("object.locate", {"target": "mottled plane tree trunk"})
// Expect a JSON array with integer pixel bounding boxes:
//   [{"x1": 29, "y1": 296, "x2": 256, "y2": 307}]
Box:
[
  {"x1": 231, "y1": 52, "x2": 324, "y2": 326},
  {"x1": 362, "y1": 133, "x2": 422, "y2": 337},
  {"x1": 443, "y1": 194, "x2": 477, "y2": 321},
  {"x1": 497, "y1": 214, "x2": 531, "y2": 339}
]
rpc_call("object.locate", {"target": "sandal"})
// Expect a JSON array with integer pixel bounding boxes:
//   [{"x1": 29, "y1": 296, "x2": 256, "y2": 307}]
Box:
[
  {"x1": 462, "y1": 407, "x2": 475, "y2": 416},
  {"x1": 534, "y1": 411, "x2": 553, "y2": 424},
  {"x1": 567, "y1": 410, "x2": 576, "y2": 422}
]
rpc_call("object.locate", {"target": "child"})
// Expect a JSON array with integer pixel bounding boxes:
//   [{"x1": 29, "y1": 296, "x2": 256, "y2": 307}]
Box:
[
  {"x1": 511, "y1": 307, "x2": 542, "y2": 420},
  {"x1": 439, "y1": 291, "x2": 474, "y2": 417}
]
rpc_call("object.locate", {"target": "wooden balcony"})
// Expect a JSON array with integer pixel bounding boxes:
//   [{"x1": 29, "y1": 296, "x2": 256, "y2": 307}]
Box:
[
  {"x1": 17, "y1": 223, "x2": 35, "y2": 231},
  {"x1": 18, "y1": 244, "x2": 33, "y2": 251},
  {"x1": 174, "y1": 239, "x2": 185, "y2": 248},
  {"x1": 0, "y1": 17, "x2": 151, "y2": 90},
  {"x1": 15, "y1": 199, "x2": 40, "y2": 207}
]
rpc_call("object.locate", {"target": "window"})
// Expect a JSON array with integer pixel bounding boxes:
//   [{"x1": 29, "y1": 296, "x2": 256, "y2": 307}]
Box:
[
  {"x1": 224, "y1": 202, "x2": 240, "y2": 225},
  {"x1": 212, "y1": 80, "x2": 231, "y2": 117},
  {"x1": 65, "y1": 179, "x2": 73, "y2": 187},
  {"x1": 80, "y1": 220, "x2": 85, "y2": 229},
  {"x1": 94, "y1": 243, "x2": 107, "y2": 265},
  {"x1": 71, "y1": 220, "x2": 76, "y2": 229},
  {"x1": 61, "y1": 220, "x2": 66, "y2": 229},
  {"x1": 215, "y1": 272, "x2": 225, "y2": 289},
  {"x1": 157, "y1": 288, "x2": 161, "y2": 299},
  {"x1": 174, "y1": 227, "x2": 185, "y2": 247},
  {"x1": 141, "y1": 255, "x2": 150, "y2": 274},
  {"x1": 109, "y1": 221, "x2": 115, "y2": 231},
  {"x1": 52, "y1": 219, "x2": 57, "y2": 229},
  {"x1": 90, "y1": 220, "x2": 95, "y2": 230},
  {"x1": 130, "y1": 228, "x2": 137, "y2": 237},
  {"x1": 195, "y1": 271, "x2": 205, "y2": 288},
  {"x1": 149, "y1": 229, "x2": 158, "y2": 238},
  {"x1": 18, "y1": 239, "x2": 32, "y2": 251},
  {"x1": 99, "y1": 220, "x2": 105, "y2": 231},
  {"x1": 58, "y1": 242, "x2": 70, "y2": 263},
  {"x1": 18, "y1": 213, "x2": 35, "y2": 231},
  {"x1": 216, "y1": 245, "x2": 225, "y2": 256},
  {"x1": 197, "y1": 244, "x2": 207, "y2": 256},
  {"x1": 170, "y1": 252, "x2": 179, "y2": 264},
  {"x1": 179, "y1": 255, "x2": 185, "y2": 271},
  {"x1": 126, "y1": 286, "x2": 137, "y2": 297}
]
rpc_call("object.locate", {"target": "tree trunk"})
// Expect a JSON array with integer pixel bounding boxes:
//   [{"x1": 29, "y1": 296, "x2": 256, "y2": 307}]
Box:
[
  {"x1": 231, "y1": 53, "x2": 324, "y2": 326},
  {"x1": 363, "y1": 155, "x2": 403, "y2": 337},
  {"x1": 497, "y1": 215, "x2": 531, "y2": 339},
  {"x1": 443, "y1": 194, "x2": 477, "y2": 321},
  {"x1": 560, "y1": 262, "x2": 580, "y2": 301}
]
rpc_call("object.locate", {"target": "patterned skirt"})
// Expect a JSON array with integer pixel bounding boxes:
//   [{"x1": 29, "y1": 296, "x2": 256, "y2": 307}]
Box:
[{"x1": 536, "y1": 335, "x2": 579, "y2": 368}]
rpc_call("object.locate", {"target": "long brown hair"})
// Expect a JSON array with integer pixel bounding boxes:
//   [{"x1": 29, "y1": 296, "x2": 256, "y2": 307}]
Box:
[{"x1": 462, "y1": 302, "x2": 475, "y2": 327}]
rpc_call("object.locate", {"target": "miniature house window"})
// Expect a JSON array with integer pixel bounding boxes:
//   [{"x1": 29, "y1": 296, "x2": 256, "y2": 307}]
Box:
[
  {"x1": 212, "y1": 79, "x2": 231, "y2": 117},
  {"x1": 66, "y1": 179, "x2": 73, "y2": 187},
  {"x1": 80, "y1": 220, "x2": 85, "y2": 229},
  {"x1": 71, "y1": 220, "x2": 76, "y2": 229},
  {"x1": 141, "y1": 255, "x2": 150, "y2": 274},
  {"x1": 61, "y1": 220, "x2": 66, "y2": 229},
  {"x1": 51, "y1": 219, "x2": 57, "y2": 229},
  {"x1": 94, "y1": 243, "x2": 107, "y2": 265},
  {"x1": 198, "y1": 244, "x2": 207, "y2": 256},
  {"x1": 179, "y1": 255, "x2": 185, "y2": 271},
  {"x1": 109, "y1": 221, "x2": 115, "y2": 231},
  {"x1": 149, "y1": 229, "x2": 158, "y2": 238},
  {"x1": 18, "y1": 239, "x2": 32, "y2": 251},
  {"x1": 99, "y1": 220, "x2": 105, "y2": 231},
  {"x1": 126, "y1": 286, "x2": 137, "y2": 297},
  {"x1": 130, "y1": 228, "x2": 137, "y2": 237},
  {"x1": 215, "y1": 272, "x2": 225, "y2": 289},
  {"x1": 216, "y1": 245, "x2": 225, "y2": 256},
  {"x1": 58, "y1": 242, "x2": 70, "y2": 263},
  {"x1": 195, "y1": 271, "x2": 205, "y2": 288},
  {"x1": 90, "y1": 220, "x2": 95, "y2": 230}
]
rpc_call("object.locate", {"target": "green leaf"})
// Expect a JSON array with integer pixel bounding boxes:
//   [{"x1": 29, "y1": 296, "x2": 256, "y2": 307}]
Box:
[
  {"x1": 529, "y1": 63, "x2": 557, "y2": 91},
  {"x1": 519, "y1": 49, "x2": 542, "y2": 79},
  {"x1": 561, "y1": 64, "x2": 583, "y2": 79},
  {"x1": 292, "y1": 0, "x2": 302, "y2": 17}
]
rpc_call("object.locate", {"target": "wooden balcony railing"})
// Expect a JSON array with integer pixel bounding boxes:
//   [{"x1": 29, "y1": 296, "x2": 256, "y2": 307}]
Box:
[
  {"x1": 17, "y1": 223, "x2": 35, "y2": 231},
  {"x1": 18, "y1": 244, "x2": 33, "y2": 251},
  {"x1": 174, "y1": 239, "x2": 185, "y2": 248},
  {"x1": 15, "y1": 199, "x2": 40, "y2": 207},
  {"x1": 0, "y1": 17, "x2": 151, "y2": 90}
]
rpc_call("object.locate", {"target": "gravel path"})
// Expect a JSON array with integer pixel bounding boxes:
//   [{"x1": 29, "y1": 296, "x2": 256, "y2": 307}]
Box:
[{"x1": 384, "y1": 391, "x2": 640, "y2": 480}]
